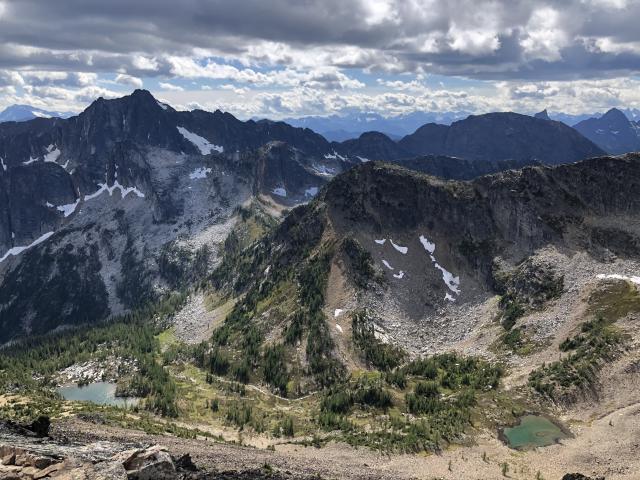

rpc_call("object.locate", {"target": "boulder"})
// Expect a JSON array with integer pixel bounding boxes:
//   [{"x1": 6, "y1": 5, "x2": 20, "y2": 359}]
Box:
[{"x1": 116, "y1": 445, "x2": 176, "y2": 480}]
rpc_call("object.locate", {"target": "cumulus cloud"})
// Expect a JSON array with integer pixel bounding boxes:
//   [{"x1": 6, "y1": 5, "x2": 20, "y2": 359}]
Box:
[
  {"x1": 115, "y1": 73, "x2": 143, "y2": 88},
  {"x1": 1, "y1": 0, "x2": 640, "y2": 116}
]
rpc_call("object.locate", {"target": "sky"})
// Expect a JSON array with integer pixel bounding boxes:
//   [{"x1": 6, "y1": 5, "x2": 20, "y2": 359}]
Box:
[{"x1": 1, "y1": 0, "x2": 640, "y2": 119}]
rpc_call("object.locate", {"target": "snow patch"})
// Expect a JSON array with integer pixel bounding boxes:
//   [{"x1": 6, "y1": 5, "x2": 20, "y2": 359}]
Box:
[
  {"x1": 85, "y1": 181, "x2": 145, "y2": 201},
  {"x1": 445, "y1": 293, "x2": 456, "y2": 302},
  {"x1": 23, "y1": 156, "x2": 38, "y2": 165},
  {"x1": 44, "y1": 144, "x2": 61, "y2": 163},
  {"x1": 312, "y1": 164, "x2": 337, "y2": 177},
  {"x1": 393, "y1": 271, "x2": 405, "y2": 279},
  {"x1": 157, "y1": 101, "x2": 168, "y2": 110},
  {"x1": 305, "y1": 186, "x2": 319, "y2": 198},
  {"x1": 357, "y1": 156, "x2": 370, "y2": 163},
  {"x1": 597, "y1": 274, "x2": 640, "y2": 285},
  {"x1": 334, "y1": 309, "x2": 344, "y2": 318},
  {"x1": 324, "y1": 151, "x2": 346, "y2": 161},
  {"x1": 421, "y1": 234, "x2": 461, "y2": 295},
  {"x1": 177, "y1": 126, "x2": 223, "y2": 154},
  {"x1": 0, "y1": 157, "x2": 6, "y2": 171},
  {"x1": 433, "y1": 262, "x2": 460, "y2": 294},
  {"x1": 335, "y1": 324, "x2": 343, "y2": 333},
  {"x1": 419, "y1": 235, "x2": 436, "y2": 254},
  {"x1": 382, "y1": 259, "x2": 394, "y2": 270},
  {"x1": 374, "y1": 239, "x2": 386, "y2": 245},
  {"x1": 272, "y1": 187, "x2": 287, "y2": 197},
  {"x1": 390, "y1": 239, "x2": 408, "y2": 254},
  {"x1": 0, "y1": 231, "x2": 54, "y2": 263},
  {"x1": 57, "y1": 198, "x2": 80, "y2": 217},
  {"x1": 189, "y1": 167, "x2": 212, "y2": 180}
]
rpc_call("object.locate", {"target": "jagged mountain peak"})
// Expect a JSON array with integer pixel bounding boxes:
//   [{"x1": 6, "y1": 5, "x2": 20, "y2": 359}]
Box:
[
  {"x1": 534, "y1": 109, "x2": 551, "y2": 121},
  {"x1": 574, "y1": 107, "x2": 640, "y2": 155},
  {"x1": 601, "y1": 107, "x2": 629, "y2": 123}
]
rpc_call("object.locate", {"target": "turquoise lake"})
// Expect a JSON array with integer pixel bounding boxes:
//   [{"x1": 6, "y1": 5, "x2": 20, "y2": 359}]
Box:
[
  {"x1": 57, "y1": 382, "x2": 138, "y2": 407},
  {"x1": 503, "y1": 415, "x2": 568, "y2": 449}
]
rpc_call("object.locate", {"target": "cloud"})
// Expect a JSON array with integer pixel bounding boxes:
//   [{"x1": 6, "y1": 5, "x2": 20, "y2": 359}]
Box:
[
  {"x1": 1, "y1": 0, "x2": 640, "y2": 116},
  {"x1": 158, "y1": 81, "x2": 184, "y2": 91},
  {"x1": 115, "y1": 73, "x2": 143, "y2": 88},
  {"x1": 0, "y1": 0, "x2": 639, "y2": 80}
]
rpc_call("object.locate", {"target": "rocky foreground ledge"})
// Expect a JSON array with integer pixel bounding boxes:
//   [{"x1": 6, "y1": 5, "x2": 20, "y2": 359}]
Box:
[
  {"x1": 0, "y1": 442, "x2": 308, "y2": 480},
  {"x1": 0, "y1": 417, "x2": 607, "y2": 480},
  {"x1": 0, "y1": 417, "x2": 308, "y2": 480}
]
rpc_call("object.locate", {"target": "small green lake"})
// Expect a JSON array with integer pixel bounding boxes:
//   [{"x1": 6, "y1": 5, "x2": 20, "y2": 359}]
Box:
[
  {"x1": 57, "y1": 382, "x2": 139, "y2": 407},
  {"x1": 502, "y1": 415, "x2": 568, "y2": 449}
]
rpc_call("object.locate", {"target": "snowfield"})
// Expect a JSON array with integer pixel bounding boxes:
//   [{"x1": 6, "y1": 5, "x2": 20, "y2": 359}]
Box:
[
  {"x1": 0, "y1": 231, "x2": 54, "y2": 263},
  {"x1": 177, "y1": 126, "x2": 224, "y2": 155}
]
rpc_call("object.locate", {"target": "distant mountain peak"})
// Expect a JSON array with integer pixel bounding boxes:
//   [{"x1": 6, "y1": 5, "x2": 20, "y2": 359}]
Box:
[
  {"x1": 574, "y1": 107, "x2": 640, "y2": 155},
  {"x1": 0, "y1": 104, "x2": 74, "y2": 123},
  {"x1": 534, "y1": 109, "x2": 551, "y2": 121},
  {"x1": 602, "y1": 107, "x2": 629, "y2": 122}
]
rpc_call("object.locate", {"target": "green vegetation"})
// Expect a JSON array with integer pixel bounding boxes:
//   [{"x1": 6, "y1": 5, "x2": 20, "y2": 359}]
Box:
[
  {"x1": 529, "y1": 279, "x2": 640, "y2": 402},
  {"x1": 208, "y1": 209, "x2": 344, "y2": 394},
  {"x1": 0, "y1": 292, "x2": 187, "y2": 418},
  {"x1": 495, "y1": 258, "x2": 564, "y2": 335},
  {"x1": 529, "y1": 315, "x2": 625, "y2": 401},
  {"x1": 300, "y1": 249, "x2": 346, "y2": 387},
  {"x1": 0, "y1": 231, "x2": 109, "y2": 341},
  {"x1": 498, "y1": 294, "x2": 525, "y2": 331},
  {"x1": 351, "y1": 310, "x2": 405, "y2": 371},
  {"x1": 263, "y1": 344, "x2": 289, "y2": 395},
  {"x1": 497, "y1": 326, "x2": 537, "y2": 356},
  {"x1": 342, "y1": 237, "x2": 379, "y2": 288},
  {"x1": 316, "y1": 353, "x2": 503, "y2": 453}
]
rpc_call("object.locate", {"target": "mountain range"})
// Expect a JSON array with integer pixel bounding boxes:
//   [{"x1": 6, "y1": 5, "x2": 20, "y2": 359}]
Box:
[
  {"x1": 0, "y1": 104, "x2": 74, "y2": 123},
  {"x1": 283, "y1": 110, "x2": 470, "y2": 141},
  {"x1": 1, "y1": 90, "x2": 640, "y2": 480},
  {"x1": 574, "y1": 108, "x2": 640, "y2": 155},
  {"x1": 0, "y1": 90, "x2": 614, "y2": 342}
]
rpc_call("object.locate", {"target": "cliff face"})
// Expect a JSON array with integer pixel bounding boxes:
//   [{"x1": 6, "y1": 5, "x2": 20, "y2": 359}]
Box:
[
  {"x1": 0, "y1": 91, "x2": 343, "y2": 342},
  {"x1": 307, "y1": 156, "x2": 637, "y2": 319},
  {"x1": 325, "y1": 155, "x2": 640, "y2": 276}
]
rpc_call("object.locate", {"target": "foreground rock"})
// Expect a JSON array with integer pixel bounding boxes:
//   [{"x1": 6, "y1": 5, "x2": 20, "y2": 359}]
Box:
[{"x1": 0, "y1": 442, "x2": 314, "y2": 479}]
